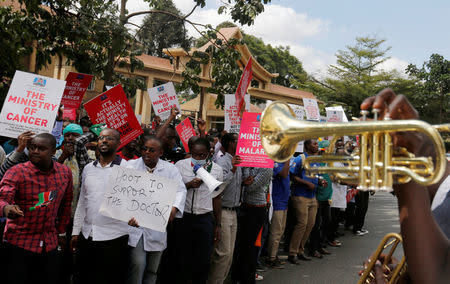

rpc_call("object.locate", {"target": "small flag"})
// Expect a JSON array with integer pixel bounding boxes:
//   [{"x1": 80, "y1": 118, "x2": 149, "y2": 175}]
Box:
[{"x1": 29, "y1": 191, "x2": 57, "y2": 211}]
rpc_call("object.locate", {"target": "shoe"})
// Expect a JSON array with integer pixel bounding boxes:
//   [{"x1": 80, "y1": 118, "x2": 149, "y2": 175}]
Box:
[
  {"x1": 328, "y1": 240, "x2": 342, "y2": 247},
  {"x1": 256, "y1": 262, "x2": 267, "y2": 272},
  {"x1": 312, "y1": 250, "x2": 323, "y2": 258},
  {"x1": 288, "y1": 255, "x2": 300, "y2": 265},
  {"x1": 275, "y1": 257, "x2": 286, "y2": 265},
  {"x1": 354, "y1": 229, "x2": 369, "y2": 236},
  {"x1": 319, "y1": 248, "x2": 331, "y2": 255},
  {"x1": 297, "y1": 253, "x2": 312, "y2": 261},
  {"x1": 255, "y1": 273, "x2": 264, "y2": 281},
  {"x1": 267, "y1": 258, "x2": 284, "y2": 269}
]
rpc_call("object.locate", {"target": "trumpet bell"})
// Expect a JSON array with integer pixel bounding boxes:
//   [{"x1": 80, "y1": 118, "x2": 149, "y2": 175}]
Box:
[{"x1": 260, "y1": 102, "x2": 299, "y2": 162}]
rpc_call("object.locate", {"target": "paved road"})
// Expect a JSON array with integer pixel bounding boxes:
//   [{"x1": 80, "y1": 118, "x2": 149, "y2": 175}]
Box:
[{"x1": 261, "y1": 192, "x2": 402, "y2": 284}]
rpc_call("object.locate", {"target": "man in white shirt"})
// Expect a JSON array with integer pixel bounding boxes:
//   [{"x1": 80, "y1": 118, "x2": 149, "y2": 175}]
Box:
[
  {"x1": 175, "y1": 137, "x2": 223, "y2": 283},
  {"x1": 71, "y1": 128, "x2": 129, "y2": 284},
  {"x1": 126, "y1": 135, "x2": 186, "y2": 284}
]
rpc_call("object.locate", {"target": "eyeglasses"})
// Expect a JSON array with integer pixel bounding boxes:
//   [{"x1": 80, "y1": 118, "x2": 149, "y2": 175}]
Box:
[{"x1": 98, "y1": 136, "x2": 116, "y2": 141}]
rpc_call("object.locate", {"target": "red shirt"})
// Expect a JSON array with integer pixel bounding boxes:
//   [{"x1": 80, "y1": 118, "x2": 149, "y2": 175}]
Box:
[{"x1": 0, "y1": 161, "x2": 73, "y2": 253}]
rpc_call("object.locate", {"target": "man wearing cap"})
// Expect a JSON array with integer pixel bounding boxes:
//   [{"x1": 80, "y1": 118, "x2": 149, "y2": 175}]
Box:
[{"x1": 56, "y1": 123, "x2": 89, "y2": 215}]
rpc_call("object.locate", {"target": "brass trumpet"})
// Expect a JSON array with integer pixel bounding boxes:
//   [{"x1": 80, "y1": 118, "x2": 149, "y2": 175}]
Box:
[
  {"x1": 260, "y1": 101, "x2": 448, "y2": 191},
  {"x1": 358, "y1": 233, "x2": 407, "y2": 284}
]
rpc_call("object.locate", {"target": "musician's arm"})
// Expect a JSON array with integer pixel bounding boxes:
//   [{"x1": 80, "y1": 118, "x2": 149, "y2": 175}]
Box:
[{"x1": 395, "y1": 162, "x2": 450, "y2": 284}]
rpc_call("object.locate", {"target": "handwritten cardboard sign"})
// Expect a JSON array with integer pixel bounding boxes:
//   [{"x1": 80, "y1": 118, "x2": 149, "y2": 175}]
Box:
[
  {"x1": 235, "y1": 58, "x2": 253, "y2": 115},
  {"x1": 0, "y1": 70, "x2": 66, "y2": 138},
  {"x1": 175, "y1": 117, "x2": 196, "y2": 153},
  {"x1": 225, "y1": 94, "x2": 250, "y2": 133},
  {"x1": 235, "y1": 112, "x2": 274, "y2": 168},
  {"x1": 99, "y1": 166, "x2": 177, "y2": 232},
  {"x1": 303, "y1": 98, "x2": 320, "y2": 121},
  {"x1": 84, "y1": 85, "x2": 143, "y2": 149},
  {"x1": 60, "y1": 72, "x2": 93, "y2": 109},
  {"x1": 148, "y1": 82, "x2": 180, "y2": 120}
]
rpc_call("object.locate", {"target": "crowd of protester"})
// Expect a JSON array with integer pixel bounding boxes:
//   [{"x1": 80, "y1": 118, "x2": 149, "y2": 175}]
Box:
[{"x1": 0, "y1": 106, "x2": 373, "y2": 284}]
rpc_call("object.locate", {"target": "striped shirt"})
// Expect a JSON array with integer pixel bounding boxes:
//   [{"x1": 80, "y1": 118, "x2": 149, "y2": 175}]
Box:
[{"x1": 242, "y1": 167, "x2": 272, "y2": 206}]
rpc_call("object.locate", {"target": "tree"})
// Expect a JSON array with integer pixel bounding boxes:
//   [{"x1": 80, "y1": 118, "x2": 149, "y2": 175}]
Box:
[
  {"x1": 244, "y1": 34, "x2": 307, "y2": 88},
  {"x1": 406, "y1": 54, "x2": 450, "y2": 124},
  {"x1": 302, "y1": 37, "x2": 395, "y2": 117},
  {"x1": 0, "y1": 0, "x2": 273, "y2": 108},
  {"x1": 137, "y1": 0, "x2": 192, "y2": 58}
]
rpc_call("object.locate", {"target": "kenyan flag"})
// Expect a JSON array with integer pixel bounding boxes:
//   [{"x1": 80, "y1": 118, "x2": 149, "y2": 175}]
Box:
[{"x1": 29, "y1": 191, "x2": 57, "y2": 211}]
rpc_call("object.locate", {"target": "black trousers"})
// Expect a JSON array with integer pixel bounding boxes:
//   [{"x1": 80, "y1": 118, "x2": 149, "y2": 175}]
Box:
[
  {"x1": 232, "y1": 205, "x2": 266, "y2": 284},
  {"x1": 157, "y1": 222, "x2": 176, "y2": 284},
  {"x1": 3, "y1": 243, "x2": 60, "y2": 284},
  {"x1": 309, "y1": 200, "x2": 331, "y2": 252},
  {"x1": 174, "y1": 212, "x2": 215, "y2": 284},
  {"x1": 328, "y1": 207, "x2": 343, "y2": 241},
  {"x1": 75, "y1": 234, "x2": 128, "y2": 284},
  {"x1": 353, "y1": 191, "x2": 370, "y2": 232},
  {"x1": 345, "y1": 202, "x2": 356, "y2": 228},
  {"x1": 283, "y1": 198, "x2": 295, "y2": 253}
]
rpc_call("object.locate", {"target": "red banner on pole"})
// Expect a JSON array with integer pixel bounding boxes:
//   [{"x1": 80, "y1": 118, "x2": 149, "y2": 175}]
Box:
[
  {"x1": 235, "y1": 58, "x2": 252, "y2": 116},
  {"x1": 60, "y1": 72, "x2": 93, "y2": 109},
  {"x1": 84, "y1": 85, "x2": 143, "y2": 149},
  {"x1": 235, "y1": 112, "x2": 274, "y2": 168},
  {"x1": 175, "y1": 117, "x2": 196, "y2": 153}
]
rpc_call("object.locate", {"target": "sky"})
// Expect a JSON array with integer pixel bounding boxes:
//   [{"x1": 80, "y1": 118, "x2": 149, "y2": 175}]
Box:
[{"x1": 124, "y1": 0, "x2": 450, "y2": 78}]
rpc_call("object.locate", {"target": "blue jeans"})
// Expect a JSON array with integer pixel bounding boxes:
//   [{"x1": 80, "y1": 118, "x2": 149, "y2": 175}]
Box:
[{"x1": 127, "y1": 236, "x2": 163, "y2": 284}]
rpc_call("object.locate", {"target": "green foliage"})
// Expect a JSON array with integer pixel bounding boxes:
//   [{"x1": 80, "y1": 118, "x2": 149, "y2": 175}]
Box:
[
  {"x1": 406, "y1": 54, "x2": 450, "y2": 123},
  {"x1": 302, "y1": 37, "x2": 396, "y2": 117},
  {"x1": 208, "y1": 38, "x2": 243, "y2": 108},
  {"x1": 243, "y1": 33, "x2": 307, "y2": 87},
  {"x1": 137, "y1": 0, "x2": 192, "y2": 57},
  {"x1": 219, "y1": 0, "x2": 271, "y2": 26},
  {"x1": 0, "y1": 6, "x2": 34, "y2": 103},
  {"x1": 0, "y1": 0, "x2": 274, "y2": 107}
]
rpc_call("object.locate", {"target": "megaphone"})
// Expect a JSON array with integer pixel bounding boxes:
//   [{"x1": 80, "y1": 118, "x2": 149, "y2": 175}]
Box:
[{"x1": 196, "y1": 167, "x2": 224, "y2": 198}]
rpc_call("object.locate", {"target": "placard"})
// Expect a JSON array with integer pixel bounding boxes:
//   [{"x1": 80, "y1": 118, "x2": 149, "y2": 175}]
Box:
[
  {"x1": 326, "y1": 106, "x2": 348, "y2": 122},
  {"x1": 63, "y1": 107, "x2": 77, "y2": 121},
  {"x1": 84, "y1": 85, "x2": 143, "y2": 149},
  {"x1": 235, "y1": 58, "x2": 253, "y2": 115},
  {"x1": 303, "y1": 98, "x2": 320, "y2": 121},
  {"x1": 175, "y1": 117, "x2": 196, "y2": 152},
  {"x1": 289, "y1": 104, "x2": 305, "y2": 153},
  {"x1": 326, "y1": 108, "x2": 343, "y2": 122},
  {"x1": 235, "y1": 112, "x2": 274, "y2": 168},
  {"x1": 225, "y1": 94, "x2": 250, "y2": 133},
  {"x1": 0, "y1": 71, "x2": 66, "y2": 138},
  {"x1": 99, "y1": 166, "x2": 177, "y2": 232},
  {"x1": 289, "y1": 104, "x2": 305, "y2": 120},
  {"x1": 60, "y1": 72, "x2": 93, "y2": 109},
  {"x1": 148, "y1": 82, "x2": 180, "y2": 120}
]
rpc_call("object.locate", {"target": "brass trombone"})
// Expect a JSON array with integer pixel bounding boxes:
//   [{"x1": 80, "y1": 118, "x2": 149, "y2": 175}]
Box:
[
  {"x1": 358, "y1": 233, "x2": 407, "y2": 284},
  {"x1": 260, "y1": 101, "x2": 449, "y2": 191}
]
